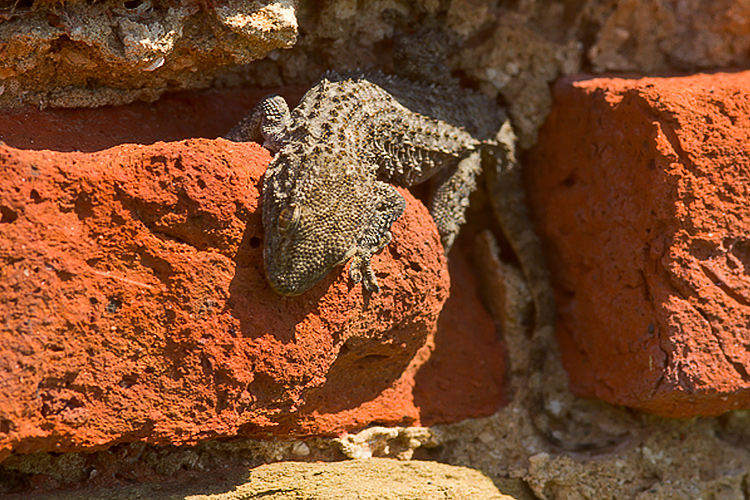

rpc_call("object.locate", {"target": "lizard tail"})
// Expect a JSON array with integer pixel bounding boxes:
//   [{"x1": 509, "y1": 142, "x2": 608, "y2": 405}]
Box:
[{"x1": 484, "y1": 121, "x2": 556, "y2": 335}]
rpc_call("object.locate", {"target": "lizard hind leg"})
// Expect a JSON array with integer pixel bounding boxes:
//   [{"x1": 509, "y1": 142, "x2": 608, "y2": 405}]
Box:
[
  {"x1": 224, "y1": 94, "x2": 291, "y2": 153},
  {"x1": 349, "y1": 182, "x2": 406, "y2": 293},
  {"x1": 429, "y1": 149, "x2": 483, "y2": 253}
]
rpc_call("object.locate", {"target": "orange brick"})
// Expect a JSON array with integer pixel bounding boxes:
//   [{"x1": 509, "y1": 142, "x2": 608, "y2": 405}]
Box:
[{"x1": 527, "y1": 72, "x2": 750, "y2": 417}]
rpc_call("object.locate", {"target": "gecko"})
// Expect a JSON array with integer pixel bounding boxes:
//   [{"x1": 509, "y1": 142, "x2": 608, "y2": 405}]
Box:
[{"x1": 226, "y1": 70, "x2": 554, "y2": 329}]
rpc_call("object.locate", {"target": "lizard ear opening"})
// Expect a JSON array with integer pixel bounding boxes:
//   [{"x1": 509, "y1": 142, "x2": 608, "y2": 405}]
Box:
[{"x1": 278, "y1": 204, "x2": 301, "y2": 235}]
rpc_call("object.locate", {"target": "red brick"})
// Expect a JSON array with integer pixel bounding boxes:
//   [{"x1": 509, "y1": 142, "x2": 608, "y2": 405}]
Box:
[
  {"x1": 0, "y1": 92, "x2": 506, "y2": 460},
  {"x1": 0, "y1": 139, "x2": 439, "y2": 459},
  {"x1": 526, "y1": 72, "x2": 750, "y2": 417}
]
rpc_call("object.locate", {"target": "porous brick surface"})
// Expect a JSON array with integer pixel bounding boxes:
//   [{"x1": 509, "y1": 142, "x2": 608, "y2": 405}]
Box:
[
  {"x1": 526, "y1": 71, "x2": 750, "y2": 417},
  {"x1": 0, "y1": 93, "x2": 505, "y2": 461}
]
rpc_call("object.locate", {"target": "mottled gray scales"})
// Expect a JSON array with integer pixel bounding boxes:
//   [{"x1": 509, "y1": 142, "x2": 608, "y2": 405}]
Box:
[{"x1": 226, "y1": 70, "x2": 553, "y2": 330}]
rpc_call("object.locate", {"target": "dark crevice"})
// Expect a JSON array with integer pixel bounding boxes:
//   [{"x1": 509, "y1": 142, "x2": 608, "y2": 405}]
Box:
[
  {"x1": 699, "y1": 263, "x2": 750, "y2": 308},
  {"x1": 0, "y1": 206, "x2": 18, "y2": 223},
  {"x1": 106, "y1": 297, "x2": 122, "y2": 314}
]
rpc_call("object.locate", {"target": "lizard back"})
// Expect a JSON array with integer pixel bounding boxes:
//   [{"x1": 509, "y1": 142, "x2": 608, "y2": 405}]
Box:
[{"x1": 285, "y1": 71, "x2": 507, "y2": 185}]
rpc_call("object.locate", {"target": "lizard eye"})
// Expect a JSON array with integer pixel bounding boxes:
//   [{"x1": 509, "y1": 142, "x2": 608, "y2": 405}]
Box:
[{"x1": 278, "y1": 204, "x2": 300, "y2": 234}]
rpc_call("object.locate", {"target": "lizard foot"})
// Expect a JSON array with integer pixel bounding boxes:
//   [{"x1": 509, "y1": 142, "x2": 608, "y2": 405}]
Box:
[{"x1": 349, "y1": 252, "x2": 380, "y2": 293}]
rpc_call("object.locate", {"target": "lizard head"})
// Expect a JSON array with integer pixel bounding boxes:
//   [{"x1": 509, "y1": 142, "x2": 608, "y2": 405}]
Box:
[{"x1": 261, "y1": 145, "x2": 371, "y2": 296}]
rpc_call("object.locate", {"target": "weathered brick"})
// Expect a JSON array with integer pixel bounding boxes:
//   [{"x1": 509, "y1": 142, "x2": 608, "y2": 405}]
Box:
[
  {"x1": 0, "y1": 92, "x2": 505, "y2": 460},
  {"x1": 527, "y1": 72, "x2": 750, "y2": 417}
]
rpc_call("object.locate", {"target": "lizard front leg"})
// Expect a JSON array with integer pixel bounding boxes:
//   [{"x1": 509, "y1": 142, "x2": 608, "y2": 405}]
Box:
[
  {"x1": 349, "y1": 182, "x2": 406, "y2": 293},
  {"x1": 225, "y1": 94, "x2": 291, "y2": 153}
]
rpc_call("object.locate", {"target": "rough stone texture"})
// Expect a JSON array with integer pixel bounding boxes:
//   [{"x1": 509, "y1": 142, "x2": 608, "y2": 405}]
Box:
[
  {"x1": 0, "y1": 91, "x2": 506, "y2": 462},
  {"x1": 586, "y1": 0, "x2": 750, "y2": 72},
  {"x1": 423, "y1": 245, "x2": 750, "y2": 500},
  {"x1": 222, "y1": 0, "x2": 750, "y2": 148},
  {"x1": 7, "y1": 0, "x2": 750, "y2": 148},
  {"x1": 0, "y1": 0, "x2": 297, "y2": 109},
  {"x1": 3, "y1": 98, "x2": 750, "y2": 496},
  {"x1": 0, "y1": 138, "x2": 451, "y2": 460},
  {"x1": 0, "y1": 425, "x2": 440, "y2": 492},
  {"x1": 525, "y1": 71, "x2": 750, "y2": 417},
  {"x1": 435, "y1": 409, "x2": 750, "y2": 500},
  {"x1": 4, "y1": 0, "x2": 750, "y2": 498},
  {"x1": 447, "y1": 6, "x2": 581, "y2": 148},
  {"x1": 249, "y1": 0, "x2": 585, "y2": 149},
  {"x1": 9, "y1": 458, "x2": 514, "y2": 500}
]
